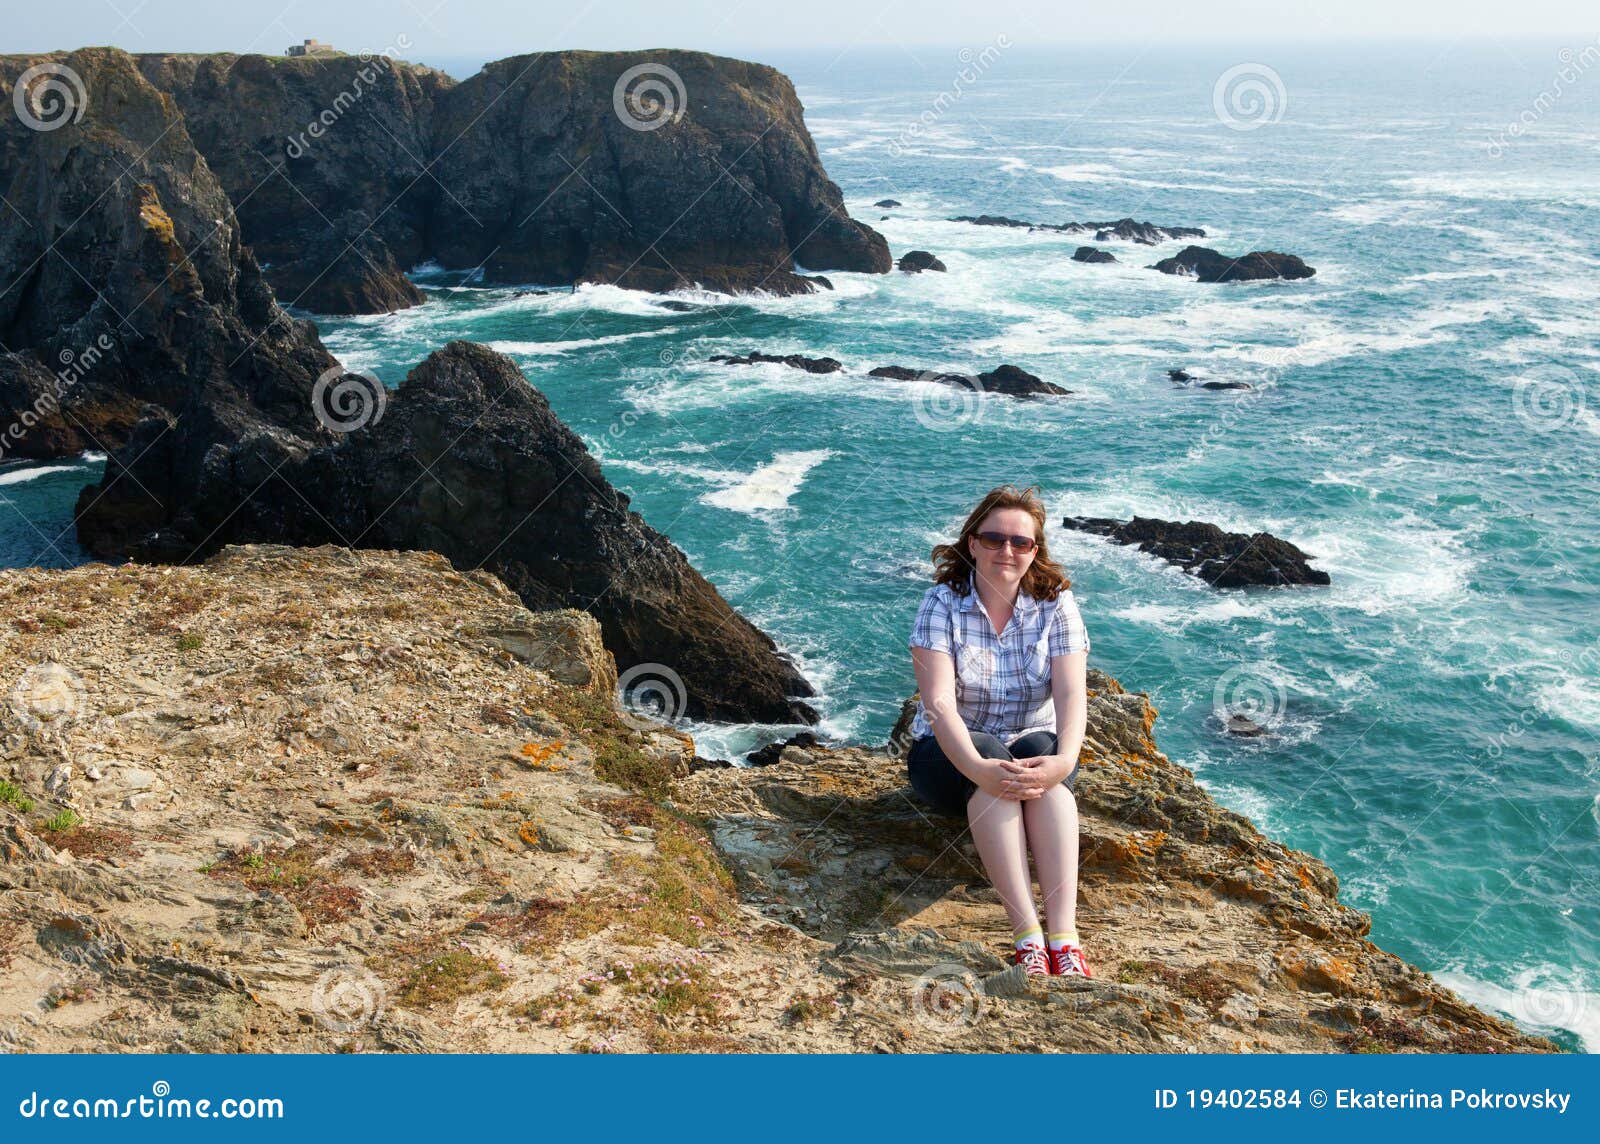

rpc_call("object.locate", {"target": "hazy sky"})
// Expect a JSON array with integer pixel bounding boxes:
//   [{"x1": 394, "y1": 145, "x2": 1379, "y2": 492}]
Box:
[{"x1": 10, "y1": 0, "x2": 1596, "y2": 58}]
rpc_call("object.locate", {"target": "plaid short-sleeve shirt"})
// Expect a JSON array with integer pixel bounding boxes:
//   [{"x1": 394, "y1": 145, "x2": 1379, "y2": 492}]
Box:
[{"x1": 907, "y1": 579, "x2": 1090, "y2": 741}]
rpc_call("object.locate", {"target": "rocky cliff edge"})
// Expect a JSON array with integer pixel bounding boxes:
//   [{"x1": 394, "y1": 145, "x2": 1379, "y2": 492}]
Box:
[{"x1": 0, "y1": 546, "x2": 1555, "y2": 1053}]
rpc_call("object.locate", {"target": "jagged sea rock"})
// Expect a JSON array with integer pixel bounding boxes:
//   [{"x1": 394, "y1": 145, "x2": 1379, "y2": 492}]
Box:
[
  {"x1": 868, "y1": 363, "x2": 1070, "y2": 398},
  {"x1": 711, "y1": 353, "x2": 843, "y2": 374},
  {"x1": 0, "y1": 51, "x2": 813, "y2": 724},
  {"x1": 0, "y1": 48, "x2": 337, "y2": 459},
  {"x1": 952, "y1": 214, "x2": 1205, "y2": 242},
  {"x1": 1150, "y1": 246, "x2": 1316, "y2": 282},
  {"x1": 1062, "y1": 515, "x2": 1331, "y2": 588},
  {"x1": 76, "y1": 343, "x2": 817, "y2": 724},
  {"x1": 131, "y1": 49, "x2": 891, "y2": 309},
  {"x1": 1092, "y1": 217, "x2": 1206, "y2": 245},
  {"x1": 897, "y1": 250, "x2": 946, "y2": 273},
  {"x1": 1073, "y1": 246, "x2": 1118, "y2": 264}
]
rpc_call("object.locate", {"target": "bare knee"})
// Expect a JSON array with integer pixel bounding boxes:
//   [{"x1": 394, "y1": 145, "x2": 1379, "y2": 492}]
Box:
[{"x1": 967, "y1": 789, "x2": 1022, "y2": 823}]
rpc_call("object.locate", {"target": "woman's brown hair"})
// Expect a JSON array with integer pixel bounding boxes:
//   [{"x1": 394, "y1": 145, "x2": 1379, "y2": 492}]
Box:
[{"x1": 931, "y1": 484, "x2": 1070, "y2": 599}]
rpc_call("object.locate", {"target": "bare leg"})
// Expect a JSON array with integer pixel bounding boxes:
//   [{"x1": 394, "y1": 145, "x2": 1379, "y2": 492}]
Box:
[
  {"x1": 1022, "y1": 784, "x2": 1080, "y2": 936},
  {"x1": 967, "y1": 790, "x2": 1040, "y2": 934}
]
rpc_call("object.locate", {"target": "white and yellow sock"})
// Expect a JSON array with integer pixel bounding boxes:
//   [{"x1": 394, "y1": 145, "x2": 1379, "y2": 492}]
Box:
[
  {"x1": 1047, "y1": 929, "x2": 1080, "y2": 951},
  {"x1": 1013, "y1": 923, "x2": 1045, "y2": 951}
]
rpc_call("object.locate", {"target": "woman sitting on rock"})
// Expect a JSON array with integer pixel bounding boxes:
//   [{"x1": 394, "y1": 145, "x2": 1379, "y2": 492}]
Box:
[{"x1": 905, "y1": 484, "x2": 1092, "y2": 977}]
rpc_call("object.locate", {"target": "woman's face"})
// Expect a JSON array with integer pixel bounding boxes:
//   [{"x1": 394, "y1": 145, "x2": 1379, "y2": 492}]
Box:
[{"x1": 967, "y1": 506, "x2": 1039, "y2": 594}]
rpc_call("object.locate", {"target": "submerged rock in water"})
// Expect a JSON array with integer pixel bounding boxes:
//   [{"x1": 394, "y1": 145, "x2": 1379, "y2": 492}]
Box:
[
  {"x1": 1149, "y1": 246, "x2": 1316, "y2": 282},
  {"x1": 1092, "y1": 217, "x2": 1206, "y2": 245},
  {"x1": 1062, "y1": 515, "x2": 1331, "y2": 587},
  {"x1": 869, "y1": 363, "x2": 1070, "y2": 398},
  {"x1": 1225, "y1": 713, "x2": 1268, "y2": 736},
  {"x1": 712, "y1": 352, "x2": 844, "y2": 374},
  {"x1": 953, "y1": 214, "x2": 1206, "y2": 243},
  {"x1": 1073, "y1": 246, "x2": 1118, "y2": 264},
  {"x1": 897, "y1": 250, "x2": 947, "y2": 273},
  {"x1": 874, "y1": 198, "x2": 902, "y2": 207}
]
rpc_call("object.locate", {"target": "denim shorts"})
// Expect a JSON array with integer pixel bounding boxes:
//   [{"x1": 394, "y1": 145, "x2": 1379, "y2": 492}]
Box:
[{"x1": 905, "y1": 729, "x2": 1072, "y2": 816}]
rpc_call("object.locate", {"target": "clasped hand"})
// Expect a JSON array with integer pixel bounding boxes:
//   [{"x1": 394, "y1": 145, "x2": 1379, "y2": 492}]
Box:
[{"x1": 991, "y1": 754, "x2": 1075, "y2": 801}]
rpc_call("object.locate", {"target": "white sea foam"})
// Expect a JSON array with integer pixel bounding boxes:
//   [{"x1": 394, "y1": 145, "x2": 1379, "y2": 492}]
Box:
[
  {"x1": 1534, "y1": 676, "x2": 1600, "y2": 730},
  {"x1": 1037, "y1": 163, "x2": 1259, "y2": 195},
  {"x1": 486, "y1": 329, "x2": 669, "y2": 356},
  {"x1": 0, "y1": 464, "x2": 83, "y2": 487},
  {"x1": 699, "y1": 450, "x2": 834, "y2": 515},
  {"x1": 1434, "y1": 965, "x2": 1600, "y2": 1053}
]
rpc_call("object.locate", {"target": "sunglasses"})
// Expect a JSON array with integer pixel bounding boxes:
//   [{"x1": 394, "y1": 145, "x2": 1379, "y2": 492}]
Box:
[{"x1": 973, "y1": 530, "x2": 1038, "y2": 553}]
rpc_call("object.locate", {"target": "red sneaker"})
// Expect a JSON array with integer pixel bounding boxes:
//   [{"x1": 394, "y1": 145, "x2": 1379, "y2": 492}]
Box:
[
  {"x1": 1014, "y1": 945, "x2": 1050, "y2": 976},
  {"x1": 1048, "y1": 942, "x2": 1091, "y2": 977}
]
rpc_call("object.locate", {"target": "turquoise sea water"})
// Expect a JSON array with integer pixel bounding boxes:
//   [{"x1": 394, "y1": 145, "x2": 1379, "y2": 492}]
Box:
[{"x1": 2, "y1": 43, "x2": 1596, "y2": 1051}]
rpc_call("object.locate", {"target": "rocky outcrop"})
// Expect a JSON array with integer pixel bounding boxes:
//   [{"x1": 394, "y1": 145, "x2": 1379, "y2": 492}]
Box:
[
  {"x1": 711, "y1": 353, "x2": 843, "y2": 374},
  {"x1": 953, "y1": 214, "x2": 1205, "y2": 243},
  {"x1": 869, "y1": 363, "x2": 1070, "y2": 398},
  {"x1": 1150, "y1": 246, "x2": 1315, "y2": 282},
  {"x1": 76, "y1": 342, "x2": 817, "y2": 724},
  {"x1": 0, "y1": 50, "x2": 815, "y2": 725},
  {"x1": 873, "y1": 198, "x2": 901, "y2": 208},
  {"x1": 0, "y1": 549, "x2": 1556, "y2": 1053},
  {"x1": 1092, "y1": 217, "x2": 1206, "y2": 245},
  {"x1": 1063, "y1": 515, "x2": 1331, "y2": 588},
  {"x1": 1073, "y1": 246, "x2": 1117, "y2": 264},
  {"x1": 133, "y1": 49, "x2": 891, "y2": 311},
  {"x1": 681, "y1": 669, "x2": 1557, "y2": 1053},
  {"x1": 897, "y1": 250, "x2": 946, "y2": 273},
  {"x1": 0, "y1": 49, "x2": 337, "y2": 460},
  {"x1": 133, "y1": 52, "x2": 443, "y2": 315}
]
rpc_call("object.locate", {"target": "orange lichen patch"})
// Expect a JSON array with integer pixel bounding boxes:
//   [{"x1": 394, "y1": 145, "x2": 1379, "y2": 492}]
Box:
[
  {"x1": 1255, "y1": 857, "x2": 1276, "y2": 877},
  {"x1": 519, "y1": 740, "x2": 566, "y2": 771},
  {"x1": 1294, "y1": 862, "x2": 1317, "y2": 892},
  {"x1": 518, "y1": 822, "x2": 541, "y2": 847},
  {"x1": 1084, "y1": 829, "x2": 1168, "y2": 872},
  {"x1": 1278, "y1": 949, "x2": 1362, "y2": 996}
]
